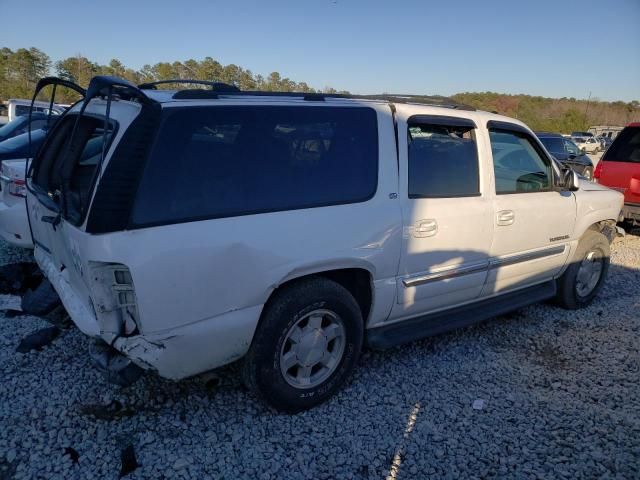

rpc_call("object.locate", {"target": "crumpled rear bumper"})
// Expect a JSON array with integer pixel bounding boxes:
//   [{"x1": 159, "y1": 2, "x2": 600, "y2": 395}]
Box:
[{"x1": 36, "y1": 246, "x2": 262, "y2": 380}]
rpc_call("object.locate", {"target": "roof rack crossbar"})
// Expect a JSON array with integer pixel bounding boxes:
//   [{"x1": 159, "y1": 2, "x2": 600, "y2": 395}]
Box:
[{"x1": 138, "y1": 79, "x2": 240, "y2": 92}]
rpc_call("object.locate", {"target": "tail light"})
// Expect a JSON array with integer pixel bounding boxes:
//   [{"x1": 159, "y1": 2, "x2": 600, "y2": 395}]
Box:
[
  {"x1": 9, "y1": 179, "x2": 26, "y2": 198},
  {"x1": 112, "y1": 266, "x2": 140, "y2": 335},
  {"x1": 0, "y1": 163, "x2": 26, "y2": 197},
  {"x1": 89, "y1": 263, "x2": 141, "y2": 336},
  {"x1": 594, "y1": 161, "x2": 604, "y2": 182}
]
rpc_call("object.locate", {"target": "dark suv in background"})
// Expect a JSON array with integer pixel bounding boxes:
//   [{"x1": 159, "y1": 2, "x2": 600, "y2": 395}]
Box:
[{"x1": 536, "y1": 132, "x2": 595, "y2": 180}]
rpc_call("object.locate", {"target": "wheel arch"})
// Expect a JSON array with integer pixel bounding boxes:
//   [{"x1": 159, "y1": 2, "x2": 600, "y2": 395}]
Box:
[{"x1": 263, "y1": 261, "x2": 376, "y2": 325}]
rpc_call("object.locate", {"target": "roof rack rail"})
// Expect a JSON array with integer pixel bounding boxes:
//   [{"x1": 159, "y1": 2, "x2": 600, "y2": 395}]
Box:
[
  {"x1": 138, "y1": 79, "x2": 240, "y2": 92},
  {"x1": 168, "y1": 89, "x2": 475, "y2": 110},
  {"x1": 340, "y1": 94, "x2": 475, "y2": 110}
]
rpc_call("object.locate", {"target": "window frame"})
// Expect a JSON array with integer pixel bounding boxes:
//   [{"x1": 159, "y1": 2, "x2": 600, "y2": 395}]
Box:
[
  {"x1": 406, "y1": 115, "x2": 481, "y2": 199},
  {"x1": 129, "y1": 105, "x2": 380, "y2": 229},
  {"x1": 487, "y1": 121, "x2": 555, "y2": 196}
]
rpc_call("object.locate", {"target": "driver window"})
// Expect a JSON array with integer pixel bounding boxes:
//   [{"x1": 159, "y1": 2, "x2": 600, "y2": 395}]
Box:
[{"x1": 489, "y1": 129, "x2": 551, "y2": 194}]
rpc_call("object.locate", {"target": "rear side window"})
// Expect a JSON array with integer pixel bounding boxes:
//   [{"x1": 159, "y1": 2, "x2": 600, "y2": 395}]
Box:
[
  {"x1": 602, "y1": 127, "x2": 640, "y2": 163},
  {"x1": 407, "y1": 121, "x2": 479, "y2": 198},
  {"x1": 132, "y1": 106, "x2": 378, "y2": 226}
]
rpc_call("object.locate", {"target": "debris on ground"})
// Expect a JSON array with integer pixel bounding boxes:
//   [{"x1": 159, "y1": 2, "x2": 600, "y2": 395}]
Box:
[
  {"x1": 16, "y1": 326, "x2": 61, "y2": 353},
  {"x1": 119, "y1": 444, "x2": 139, "y2": 478},
  {"x1": 0, "y1": 262, "x2": 42, "y2": 295}
]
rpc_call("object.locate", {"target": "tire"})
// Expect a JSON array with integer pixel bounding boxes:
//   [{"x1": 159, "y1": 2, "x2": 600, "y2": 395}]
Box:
[
  {"x1": 556, "y1": 230, "x2": 610, "y2": 309},
  {"x1": 582, "y1": 167, "x2": 593, "y2": 181},
  {"x1": 242, "y1": 277, "x2": 364, "y2": 412}
]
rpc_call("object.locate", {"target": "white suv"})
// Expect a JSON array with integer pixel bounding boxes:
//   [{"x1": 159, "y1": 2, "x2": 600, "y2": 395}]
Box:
[{"x1": 26, "y1": 77, "x2": 623, "y2": 411}]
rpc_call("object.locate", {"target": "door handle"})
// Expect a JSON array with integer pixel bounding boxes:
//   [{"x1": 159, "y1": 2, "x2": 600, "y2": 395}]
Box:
[
  {"x1": 414, "y1": 219, "x2": 438, "y2": 237},
  {"x1": 497, "y1": 210, "x2": 515, "y2": 226}
]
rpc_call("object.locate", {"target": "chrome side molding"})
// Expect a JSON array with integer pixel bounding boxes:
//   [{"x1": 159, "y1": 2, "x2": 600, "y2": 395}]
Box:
[{"x1": 402, "y1": 245, "x2": 567, "y2": 288}]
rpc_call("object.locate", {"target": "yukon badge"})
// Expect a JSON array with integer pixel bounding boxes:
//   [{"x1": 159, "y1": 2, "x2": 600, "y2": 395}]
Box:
[{"x1": 549, "y1": 235, "x2": 570, "y2": 242}]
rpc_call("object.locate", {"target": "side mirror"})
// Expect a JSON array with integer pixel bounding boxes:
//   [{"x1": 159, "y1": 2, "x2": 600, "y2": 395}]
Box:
[{"x1": 564, "y1": 169, "x2": 580, "y2": 191}]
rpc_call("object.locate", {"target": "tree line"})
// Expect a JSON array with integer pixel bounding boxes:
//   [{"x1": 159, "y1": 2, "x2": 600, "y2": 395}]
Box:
[
  {"x1": 1, "y1": 47, "x2": 638, "y2": 133},
  {"x1": 0, "y1": 47, "x2": 343, "y2": 105},
  {"x1": 452, "y1": 92, "x2": 639, "y2": 133}
]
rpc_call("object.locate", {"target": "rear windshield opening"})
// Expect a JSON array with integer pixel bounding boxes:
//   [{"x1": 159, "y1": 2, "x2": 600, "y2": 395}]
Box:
[
  {"x1": 132, "y1": 106, "x2": 379, "y2": 226},
  {"x1": 603, "y1": 127, "x2": 640, "y2": 163},
  {"x1": 33, "y1": 114, "x2": 115, "y2": 224}
]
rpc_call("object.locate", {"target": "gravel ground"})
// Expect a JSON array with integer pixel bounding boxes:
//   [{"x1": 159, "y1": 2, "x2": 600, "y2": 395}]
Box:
[{"x1": 1, "y1": 232, "x2": 639, "y2": 480}]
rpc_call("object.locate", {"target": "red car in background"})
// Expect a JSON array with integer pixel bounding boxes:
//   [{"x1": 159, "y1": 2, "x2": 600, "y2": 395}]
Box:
[{"x1": 595, "y1": 123, "x2": 640, "y2": 228}]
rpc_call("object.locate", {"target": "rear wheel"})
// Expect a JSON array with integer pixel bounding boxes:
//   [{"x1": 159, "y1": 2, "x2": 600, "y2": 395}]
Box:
[
  {"x1": 242, "y1": 277, "x2": 364, "y2": 412},
  {"x1": 556, "y1": 230, "x2": 610, "y2": 309}
]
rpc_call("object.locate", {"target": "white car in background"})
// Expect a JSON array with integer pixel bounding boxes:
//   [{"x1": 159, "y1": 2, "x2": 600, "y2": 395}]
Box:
[
  {"x1": 0, "y1": 158, "x2": 31, "y2": 248},
  {"x1": 574, "y1": 136, "x2": 600, "y2": 154},
  {"x1": 0, "y1": 99, "x2": 66, "y2": 124}
]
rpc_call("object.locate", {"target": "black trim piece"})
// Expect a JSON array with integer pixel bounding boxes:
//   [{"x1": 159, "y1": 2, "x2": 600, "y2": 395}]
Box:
[
  {"x1": 409, "y1": 193, "x2": 482, "y2": 199},
  {"x1": 486, "y1": 120, "x2": 530, "y2": 134},
  {"x1": 390, "y1": 104, "x2": 399, "y2": 167},
  {"x1": 172, "y1": 89, "x2": 219, "y2": 100},
  {"x1": 366, "y1": 280, "x2": 556, "y2": 349},
  {"x1": 86, "y1": 103, "x2": 162, "y2": 234},
  {"x1": 409, "y1": 115, "x2": 477, "y2": 128}
]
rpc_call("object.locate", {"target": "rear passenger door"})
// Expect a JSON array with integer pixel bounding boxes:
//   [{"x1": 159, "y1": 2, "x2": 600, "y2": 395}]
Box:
[
  {"x1": 390, "y1": 111, "x2": 494, "y2": 321},
  {"x1": 484, "y1": 122, "x2": 575, "y2": 295}
]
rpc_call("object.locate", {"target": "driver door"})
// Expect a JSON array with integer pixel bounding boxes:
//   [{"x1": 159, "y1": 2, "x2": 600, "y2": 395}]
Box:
[{"x1": 484, "y1": 122, "x2": 575, "y2": 295}]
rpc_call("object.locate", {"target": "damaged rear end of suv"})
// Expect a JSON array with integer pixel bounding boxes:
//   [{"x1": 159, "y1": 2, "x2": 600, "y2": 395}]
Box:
[{"x1": 26, "y1": 76, "x2": 169, "y2": 383}]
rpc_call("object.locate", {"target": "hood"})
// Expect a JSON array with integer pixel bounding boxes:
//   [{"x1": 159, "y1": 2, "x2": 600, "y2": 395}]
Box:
[{"x1": 579, "y1": 179, "x2": 618, "y2": 192}]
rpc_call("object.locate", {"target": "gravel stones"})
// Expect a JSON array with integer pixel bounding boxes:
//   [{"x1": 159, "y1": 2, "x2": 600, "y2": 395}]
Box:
[{"x1": 1, "y1": 235, "x2": 639, "y2": 479}]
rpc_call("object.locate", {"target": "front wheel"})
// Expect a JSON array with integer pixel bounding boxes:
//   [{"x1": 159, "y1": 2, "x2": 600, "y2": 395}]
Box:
[
  {"x1": 556, "y1": 230, "x2": 610, "y2": 309},
  {"x1": 582, "y1": 166, "x2": 594, "y2": 181},
  {"x1": 242, "y1": 277, "x2": 364, "y2": 412}
]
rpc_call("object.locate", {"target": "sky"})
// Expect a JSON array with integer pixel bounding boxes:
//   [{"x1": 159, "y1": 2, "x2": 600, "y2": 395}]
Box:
[{"x1": 2, "y1": 0, "x2": 639, "y2": 102}]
